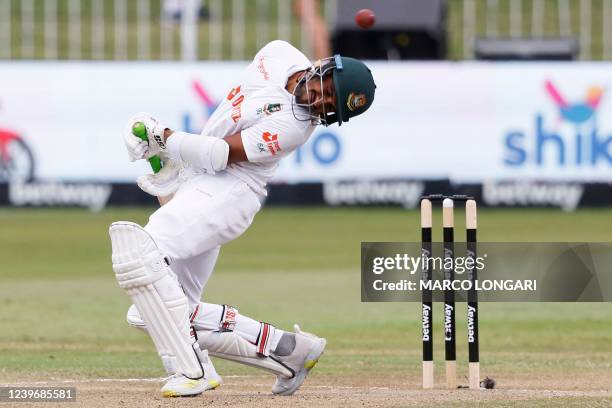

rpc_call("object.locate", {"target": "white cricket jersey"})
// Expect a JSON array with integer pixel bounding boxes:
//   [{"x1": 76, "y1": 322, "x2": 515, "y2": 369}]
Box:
[{"x1": 201, "y1": 40, "x2": 316, "y2": 196}]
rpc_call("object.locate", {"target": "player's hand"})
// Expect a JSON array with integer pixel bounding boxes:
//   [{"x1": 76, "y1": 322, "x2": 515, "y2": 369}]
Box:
[
  {"x1": 137, "y1": 158, "x2": 183, "y2": 197},
  {"x1": 123, "y1": 113, "x2": 150, "y2": 162},
  {"x1": 124, "y1": 112, "x2": 168, "y2": 160}
]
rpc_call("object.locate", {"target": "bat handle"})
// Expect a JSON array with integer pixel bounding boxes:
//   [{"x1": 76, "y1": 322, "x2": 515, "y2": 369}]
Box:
[
  {"x1": 132, "y1": 122, "x2": 163, "y2": 173},
  {"x1": 147, "y1": 156, "x2": 163, "y2": 173}
]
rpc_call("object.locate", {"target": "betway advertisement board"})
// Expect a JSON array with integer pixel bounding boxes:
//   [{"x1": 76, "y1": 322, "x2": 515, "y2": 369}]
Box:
[{"x1": 0, "y1": 61, "x2": 609, "y2": 209}]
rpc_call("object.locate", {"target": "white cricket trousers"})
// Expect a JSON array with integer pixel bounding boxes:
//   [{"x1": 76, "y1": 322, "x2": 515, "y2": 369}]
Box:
[{"x1": 144, "y1": 171, "x2": 262, "y2": 305}]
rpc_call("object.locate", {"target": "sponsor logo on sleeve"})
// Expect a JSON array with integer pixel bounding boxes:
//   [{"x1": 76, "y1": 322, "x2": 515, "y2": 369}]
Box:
[
  {"x1": 347, "y1": 92, "x2": 366, "y2": 111},
  {"x1": 262, "y1": 132, "x2": 281, "y2": 155}
]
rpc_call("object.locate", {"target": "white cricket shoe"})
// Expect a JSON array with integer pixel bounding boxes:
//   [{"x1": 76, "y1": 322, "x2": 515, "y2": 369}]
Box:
[
  {"x1": 161, "y1": 360, "x2": 222, "y2": 397},
  {"x1": 271, "y1": 324, "x2": 326, "y2": 396}
]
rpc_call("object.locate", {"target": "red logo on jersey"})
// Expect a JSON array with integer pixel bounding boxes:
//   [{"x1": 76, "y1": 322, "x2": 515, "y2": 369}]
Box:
[
  {"x1": 227, "y1": 85, "x2": 244, "y2": 123},
  {"x1": 258, "y1": 57, "x2": 270, "y2": 80},
  {"x1": 227, "y1": 86, "x2": 241, "y2": 100},
  {"x1": 262, "y1": 132, "x2": 281, "y2": 155}
]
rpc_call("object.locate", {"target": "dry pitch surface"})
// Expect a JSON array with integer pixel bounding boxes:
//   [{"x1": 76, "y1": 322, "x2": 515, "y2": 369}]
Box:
[{"x1": 3, "y1": 372, "x2": 612, "y2": 407}]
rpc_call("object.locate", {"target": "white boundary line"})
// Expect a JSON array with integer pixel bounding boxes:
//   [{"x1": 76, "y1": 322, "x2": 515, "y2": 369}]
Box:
[{"x1": 1, "y1": 375, "x2": 260, "y2": 386}]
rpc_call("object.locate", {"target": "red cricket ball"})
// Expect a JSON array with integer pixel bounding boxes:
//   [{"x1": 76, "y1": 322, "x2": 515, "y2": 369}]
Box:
[{"x1": 355, "y1": 8, "x2": 375, "y2": 29}]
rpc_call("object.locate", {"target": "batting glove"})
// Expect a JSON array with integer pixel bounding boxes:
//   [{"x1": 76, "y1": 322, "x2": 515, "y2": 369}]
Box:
[
  {"x1": 137, "y1": 158, "x2": 184, "y2": 197},
  {"x1": 123, "y1": 112, "x2": 168, "y2": 161},
  {"x1": 123, "y1": 114, "x2": 149, "y2": 162}
]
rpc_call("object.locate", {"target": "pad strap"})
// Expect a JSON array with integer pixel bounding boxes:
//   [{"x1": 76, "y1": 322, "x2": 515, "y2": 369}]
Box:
[
  {"x1": 256, "y1": 322, "x2": 276, "y2": 357},
  {"x1": 190, "y1": 304, "x2": 201, "y2": 323}
]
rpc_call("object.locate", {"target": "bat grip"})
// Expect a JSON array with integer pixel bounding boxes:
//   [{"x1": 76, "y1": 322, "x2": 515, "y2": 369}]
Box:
[
  {"x1": 147, "y1": 156, "x2": 163, "y2": 173},
  {"x1": 132, "y1": 122, "x2": 163, "y2": 173}
]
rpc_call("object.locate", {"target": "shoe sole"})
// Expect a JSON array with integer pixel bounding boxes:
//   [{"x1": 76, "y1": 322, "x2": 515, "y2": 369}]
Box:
[
  {"x1": 162, "y1": 390, "x2": 201, "y2": 398},
  {"x1": 276, "y1": 337, "x2": 327, "y2": 396},
  {"x1": 161, "y1": 377, "x2": 222, "y2": 397}
]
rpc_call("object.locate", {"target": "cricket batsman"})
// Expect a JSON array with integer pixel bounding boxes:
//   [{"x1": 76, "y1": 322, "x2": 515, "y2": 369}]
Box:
[{"x1": 109, "y1": 40, "x2": 375, "y2": 397}]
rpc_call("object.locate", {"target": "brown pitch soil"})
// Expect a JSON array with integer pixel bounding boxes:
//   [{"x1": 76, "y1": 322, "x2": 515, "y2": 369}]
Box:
[{"x1": 3, "y1": 371, "x2": 612, "y2": 408}]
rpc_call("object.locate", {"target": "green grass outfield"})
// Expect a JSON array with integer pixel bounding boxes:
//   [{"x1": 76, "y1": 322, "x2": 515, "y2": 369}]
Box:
[{"x1": 0, "y1": 207, "x2": 611, "y2": 388}]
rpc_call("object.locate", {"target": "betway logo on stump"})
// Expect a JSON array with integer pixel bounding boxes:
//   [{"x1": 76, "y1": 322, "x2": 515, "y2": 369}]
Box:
[
  {"x1": 467, "y1": 305, "x2": 477, "y2": 344},
  {"x1": 9, "y1": 182, "x2": 112, "y2": 211},
  {"x1": 444, "y1": 304, "x2": 454, "y2": 341},
  {"x1": 421, "y1": 304, "x2": 432, "y2": 341}
]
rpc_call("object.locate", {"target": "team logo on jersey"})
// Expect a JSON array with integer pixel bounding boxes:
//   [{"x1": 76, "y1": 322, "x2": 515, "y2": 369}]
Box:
[
  {"x1": 262, "y1": 132, "x2": 281, "y2": 155},
  {"x1": 347, "y1": 92, "x2": 366, "y2": 111},
  {"x1": 257, "y1": 103, "x2": 282, "y2": 116}
]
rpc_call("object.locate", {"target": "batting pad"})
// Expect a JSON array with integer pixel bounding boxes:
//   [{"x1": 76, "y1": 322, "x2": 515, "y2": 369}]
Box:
[
  {"x1": 197, "y1": 330, "x2": 294, "y2": 378},
  {"x1": 109, "y1": 221, "x2": 204, "y2": 379}
]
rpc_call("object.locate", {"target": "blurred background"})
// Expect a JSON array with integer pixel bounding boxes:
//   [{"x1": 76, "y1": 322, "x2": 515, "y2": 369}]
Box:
[
  {"x1": 0, "y1": 0, "x2": 610, "y2": 210},
  {"x1": 0, "y1": 1, "x2": 611, "y2": 396},
  {"x1": 0, "y1": 0, "x2": 610, "y2": 61}
]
